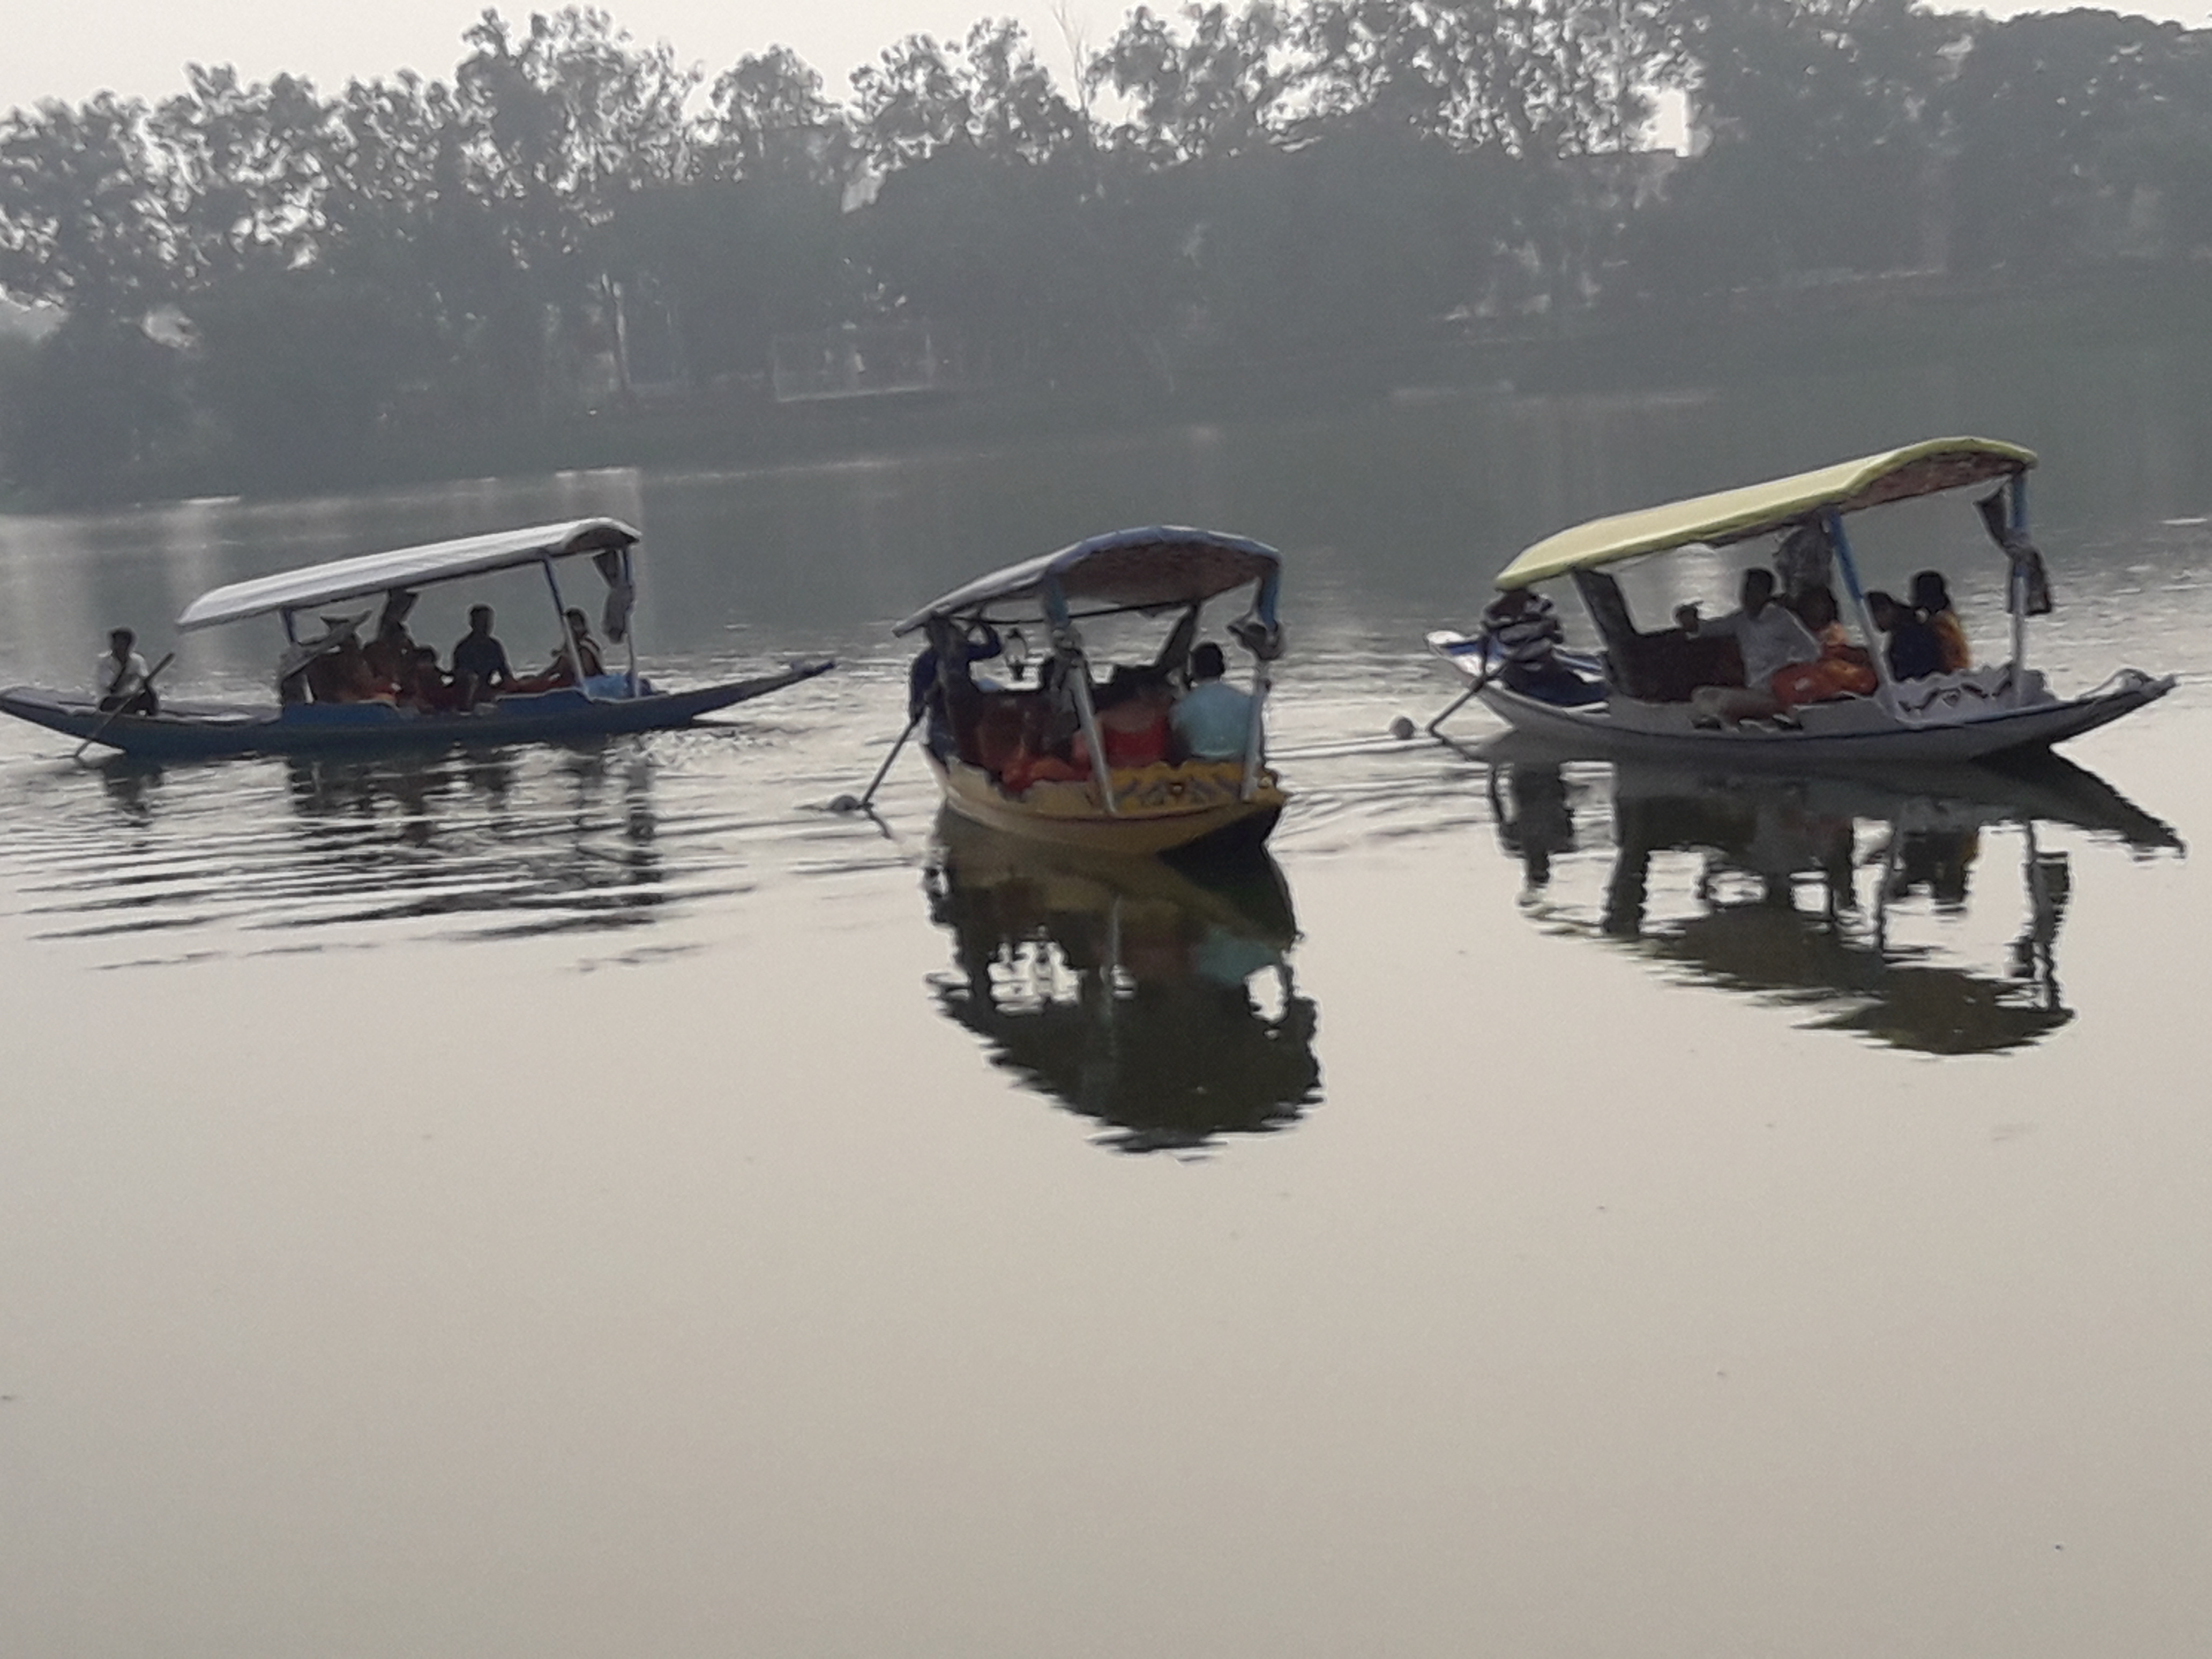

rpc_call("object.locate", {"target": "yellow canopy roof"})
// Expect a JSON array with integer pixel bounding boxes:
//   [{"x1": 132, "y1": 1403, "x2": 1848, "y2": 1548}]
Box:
[{"x1": 1493, "y1": 437, "x2": 2037, "y2": 591}]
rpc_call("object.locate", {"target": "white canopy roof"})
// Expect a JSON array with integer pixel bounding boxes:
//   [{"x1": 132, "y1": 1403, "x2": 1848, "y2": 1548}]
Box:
[{"x1": 176, "y1": 519, "x2": 640, "y2": 631}]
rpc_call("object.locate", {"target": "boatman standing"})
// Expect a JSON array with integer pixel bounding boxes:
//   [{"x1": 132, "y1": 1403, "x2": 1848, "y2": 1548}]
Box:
[{"x1": 95, "y1": 628, "x2": 159, "y2": 715}]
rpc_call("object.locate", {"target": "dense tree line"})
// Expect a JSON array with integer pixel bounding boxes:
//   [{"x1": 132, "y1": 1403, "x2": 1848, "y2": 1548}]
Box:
[{"x1": 2, "y1": 1, "x2": 2209, "y2": 499}]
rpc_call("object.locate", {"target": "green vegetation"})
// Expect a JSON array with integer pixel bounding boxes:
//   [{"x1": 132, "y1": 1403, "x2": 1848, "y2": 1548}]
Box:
[{"x1": 2, "y1": 2, "x2": 2210, "y2": 504}]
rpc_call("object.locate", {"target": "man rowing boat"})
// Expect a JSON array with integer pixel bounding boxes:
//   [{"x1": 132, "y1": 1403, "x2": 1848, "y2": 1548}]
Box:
[{"x1": 96, "y1": 629, "x2": 159, "y2": 715}]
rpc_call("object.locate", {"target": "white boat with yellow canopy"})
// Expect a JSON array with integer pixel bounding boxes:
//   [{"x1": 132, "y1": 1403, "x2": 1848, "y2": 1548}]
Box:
[
  {"x1": 881, "y1": 526, "x2": 1288, "y2": 856},
  {"x1": 1426, "y1": 437, "x2": 2172, "y2": 763}
]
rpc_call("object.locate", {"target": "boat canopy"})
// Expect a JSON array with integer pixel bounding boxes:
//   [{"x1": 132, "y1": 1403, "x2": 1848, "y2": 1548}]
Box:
[
  {"x1": 894, "y1": 526, "x2": 1281, "y2": 636},
  {"x1": 1492, "y1": 437, "x2": 2036, "y2": 592},
  {"x1": 176, "y1": 518, "x2": 641, "y2": 631}
]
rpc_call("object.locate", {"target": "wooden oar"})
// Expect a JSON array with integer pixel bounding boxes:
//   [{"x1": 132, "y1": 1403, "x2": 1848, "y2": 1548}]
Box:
[
  {"x1": 72, "y1": 652, "x2": 173, "y2": 764},
  {"x1": 830, "y1": 708, "x2": 922, "y2": 813}
]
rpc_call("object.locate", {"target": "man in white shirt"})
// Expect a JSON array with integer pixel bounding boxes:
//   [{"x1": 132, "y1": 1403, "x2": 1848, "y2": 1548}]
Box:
[
  {"x1": 1683, "y1": 568, "x2": 1818, "y2": 725},
  {"x1": 94, "y1": 628, "x2": 159, "y2": 715}
]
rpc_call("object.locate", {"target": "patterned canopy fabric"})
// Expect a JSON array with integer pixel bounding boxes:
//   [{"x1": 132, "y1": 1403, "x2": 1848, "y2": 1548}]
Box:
[{"x1": 1493, "y1": 438, "x2": 2037, "y2": 591}]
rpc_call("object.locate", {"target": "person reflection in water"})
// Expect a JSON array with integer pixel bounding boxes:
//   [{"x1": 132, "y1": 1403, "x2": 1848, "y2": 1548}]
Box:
[
  {"x1": 1490, "y1": 764, "x2": 1575, "y2": 890},
  {"x1": 1884, "y1": 828, "x2": 1978, "y2": 908},
  {"x1": 451, "y1": 605, "x2": 515, "y2": 708}
]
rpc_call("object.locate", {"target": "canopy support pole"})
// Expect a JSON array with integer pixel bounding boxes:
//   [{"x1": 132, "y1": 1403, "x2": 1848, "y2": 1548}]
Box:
[
  {"x1": 1238, "y1": 568, "x2": 1281, "y2": 801},
  {"x1": 1827, "y1": 511, "x2": 1896, "y2": 709},
  {"x1": 1240, "y1": 658, "x2": 1272, "y2": 801},
  {"x1": 622, "y1": 547, "x2": 639, "y2": 694},
  {"x1": 279, "y1": 610, "x2": 299, "y2": 645},
  {"x1": 1046, "y1": 578, "x2": 1116, "y2": 816},
  {"x1": 2008, "y1": 473, "x2": 2030, "y2": 679},
  {"x1": 542, "y1": 557, "x2": 592, "y2": 701}
]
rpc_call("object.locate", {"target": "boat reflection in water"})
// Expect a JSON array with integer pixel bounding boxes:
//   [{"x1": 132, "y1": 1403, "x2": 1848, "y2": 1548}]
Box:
[
  {"x1": 276, "y1": 741, "x2": 671, "y2": 937},
  {"x1": 924, "y1": 815, "x2": 1321, "y2": 1152},
  {"x1": 43, "y1": 739, "x2": 682, "y2": 946},
  {"x1": 1486, "y1": 746, "x2": 2182, "y2": 1053}
]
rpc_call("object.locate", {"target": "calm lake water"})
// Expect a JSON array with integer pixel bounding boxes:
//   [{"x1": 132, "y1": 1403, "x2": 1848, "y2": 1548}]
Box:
[{"x1": 5, "y1": 376, "x2": 2212, "y2": 1658}]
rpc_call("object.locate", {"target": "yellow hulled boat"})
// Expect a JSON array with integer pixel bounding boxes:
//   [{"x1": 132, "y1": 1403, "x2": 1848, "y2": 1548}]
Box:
[{"x1": 886, "y1": 526, "x2": 1289, "y2": 857}]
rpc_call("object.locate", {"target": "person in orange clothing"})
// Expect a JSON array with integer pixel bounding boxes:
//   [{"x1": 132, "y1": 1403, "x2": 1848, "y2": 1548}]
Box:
[
  {"x1": 1912, "y1": 571, "x2": 1971, "y2": 671},
  {"x1": 1773, "y1": 585, "x2": 1878, "y2": 708}
]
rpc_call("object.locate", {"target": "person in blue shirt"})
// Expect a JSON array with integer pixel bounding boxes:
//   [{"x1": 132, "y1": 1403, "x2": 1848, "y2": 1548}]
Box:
[
  {"x1": 451, "y1": 606, "x2": 515, "y2": 707},
  {"x1": 1170, "y1": 642, "x2": 1254, "y2": 760},
  {"x1": 908, "y1": 621, "x2": 1001, "y2": 758}
]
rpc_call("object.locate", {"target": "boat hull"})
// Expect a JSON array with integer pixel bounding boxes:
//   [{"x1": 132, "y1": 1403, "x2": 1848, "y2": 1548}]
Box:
[
  {"x1": 1428, "y1": 631, "x2": 2172, "y2": 766},
  {"x1": 1, "y1": 662, "x2": 833, "y2": 760},
  {"x1": 925, "y1": 750, "x2": 1285, "y2": 857}
]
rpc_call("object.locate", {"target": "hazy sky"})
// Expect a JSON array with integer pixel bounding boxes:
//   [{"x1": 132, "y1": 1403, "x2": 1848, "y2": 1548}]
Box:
[
  {"x1": 6, "y1": 0, "x2": 1122, "y2": 113},
  {"x1": 7, "y1": 0, "x2": 2210, "y2": 115}
]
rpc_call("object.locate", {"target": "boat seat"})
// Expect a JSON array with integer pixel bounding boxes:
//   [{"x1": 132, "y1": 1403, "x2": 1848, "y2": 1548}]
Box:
[{"x1": 1571, "y1": 571, "x2": 1742, "y2": 701}]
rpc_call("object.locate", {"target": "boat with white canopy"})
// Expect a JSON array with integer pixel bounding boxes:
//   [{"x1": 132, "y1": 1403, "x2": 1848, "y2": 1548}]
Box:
[
  {"x1": 879, "y1": 526, "x2": 1288, "y2": 855},
  {"x1": 1425, "y1": 437, "x2": 2172, "y2": 763},
  {"x1": 1, "y1": 518, "x2": 833, "y2": 759}
]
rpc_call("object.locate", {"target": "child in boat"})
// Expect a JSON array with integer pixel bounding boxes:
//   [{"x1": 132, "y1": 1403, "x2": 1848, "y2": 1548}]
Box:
[{"x1": 1912, "y1": 571, "x2": 1971, "y2": 671}]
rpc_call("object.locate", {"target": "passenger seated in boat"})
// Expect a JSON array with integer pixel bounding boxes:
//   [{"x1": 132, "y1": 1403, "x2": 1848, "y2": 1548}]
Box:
[
  {"x1": 362, "y1": 590, "x2": 419, "y2": 689},
  {"x1": 1911, "y1": 571, "x2": 1971, "y2": 670},
  {"x1": 1772, "y1": 585, "x2": 1878, "y2": 708},
  {"x1": 1868, "y1": 591, "x2": 1944, "y2": 681},
  {"x1": 451, "y1": 606, "x2": 516, "y2": 708},
  {"x1": 908, "y1": 621, "x2": 1001, "y2": 758},
  {"x1": 969, "y1": 691, "x2": 1034, "y2": 778},
  {"x1": 95, "y1": 628, "x2": 159, "y2": 715},
  {"x1": 995, "y1": 662, "x2": 1088, "y2": 794},
  {"x1": 304, "y1": 627, "x2": 387, "y2": 704},
  {"x1": 511, "y1": 609, "x2": 608, "y2": 693},
  {"x1": 1683, "y1": 567, "x2": 1821, "y2": 726},
  {"x1": 1082, "y1": 665, "x2": 1174, "y2": 769},
  {"x1": 1170, "y1": 643, "x2": 1254, "y2": 760},
  {"x1": 396, "y1": 647, "x2": 459, "y2": 712}
]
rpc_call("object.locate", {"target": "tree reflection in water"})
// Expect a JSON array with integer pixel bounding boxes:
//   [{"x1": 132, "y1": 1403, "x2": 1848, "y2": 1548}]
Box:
[
  {"x1": 924, "y1": 815, "x2": 1321, "y2": 1153},
  {"x1": 1487, "y1": 751, "x2": 2181, "y2": 1055}
]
